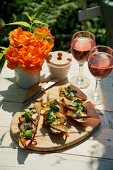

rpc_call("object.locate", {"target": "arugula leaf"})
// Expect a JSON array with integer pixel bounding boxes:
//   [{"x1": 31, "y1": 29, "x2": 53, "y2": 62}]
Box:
[
  {"x1": 22, "y1": 112, "x2": 31, "y2": 122},
  {"x1": 45, "y1": 99, "x2": 60, "y2": 124},
  {"x1": 50, "y1": 99, "x2": 57, "y2": 106},
  {"x1": 71, "y1": 90, "x2": 77, "y2": 95},
  {"x1": 63, "y1": 86, "x2": 77, "y2": 97},
  {"x1": 63, "y1": 86, "x2": 71, "y2": 96},
  {"x1": 76, "y1": 105, "x2": 83, "y2": 114},
  {"x1": 24, "y1": 130, "x2": 32, "y2": 138},
  {"x1": 68, "y1": 99, "x2": 82, "y2": 107},
  {"x1": 46, "y1": 110, "x2": 56, "y2": 124},
  {"x1": 20, "y1": 130, "x2": 32, "y2": 139},
  {"x1": 68, "y1": 101, "x2": 77, "y2": 107},
  {"x1": 68, "y1": 99, "x2": 83, "y2": 115},
  {"x1": 50, "y1": 105, "x2": 59, "y2": 112},
  {"x1": 50, "y1": 100, "x2": 59, "y2": 112}
]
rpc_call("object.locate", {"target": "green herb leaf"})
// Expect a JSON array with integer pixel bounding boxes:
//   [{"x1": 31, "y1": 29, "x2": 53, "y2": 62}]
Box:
[
  {"x1": 31, "y1": 109, "x2": 36, "y2": 113},
  {"x1": 76, "y1": 105, "x2": 83, "y2": 114},
  {"x1": 45, "y1": 100, "x2": 60, "y2": 124},
  {"x1": 69, "y1": 99, "x2": 83, "y2": 115},
  {"x1": 50, "y1": 105, "x2": 59, "y2": 112},
  {"x1": 50, "y1": 100, "x2": 59, "y2": 112},
  {"x1": 71, "y1": 90, "x2": 77, "y2": 95},
  {"x1": 22, "y1": 112, "x2": 31, "y2": 122},
  {"x1": 68, "y1": 99, "x2": 82, "y2": 107},
  {"x1": 76, "y1": 99, "x2": 83, "y2": 115},
  {"x1": 50, "y1": 99, "x2": 57, "y2": 105},
  {"x1": 24, "y1": 130, "x2": 32, "y2": 138},
  {"x1": 68, "y1": 101, "x2": 78, "y2": 107},
  {"x1": 63, "y1": 86, "x2": 77, "y2": 97},
  {"x1": 46, "y1": 110, "x2": 56, "y2": 124}
]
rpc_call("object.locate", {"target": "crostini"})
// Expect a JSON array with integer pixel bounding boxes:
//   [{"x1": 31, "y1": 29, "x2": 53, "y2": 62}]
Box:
[
  {"x1": 42, "y1": 99, "x2": 68, "y2": 136},
  {"x1": 18, "y1": 102, "x2": 41, "y2": 147},
  {"x1": 59, "y1": 86, "x2": 89, "y2": 123}
]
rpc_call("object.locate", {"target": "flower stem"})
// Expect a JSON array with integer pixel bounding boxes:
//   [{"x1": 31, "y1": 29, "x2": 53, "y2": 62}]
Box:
[{"x1": 30, "y1": 20, "x2": 33, "y2": 32}]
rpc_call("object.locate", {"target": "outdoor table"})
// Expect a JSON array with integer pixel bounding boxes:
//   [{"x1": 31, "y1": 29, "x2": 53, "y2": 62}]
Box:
[{"x1": 0, "y1": 57, "x2": 113, "y2": 170}]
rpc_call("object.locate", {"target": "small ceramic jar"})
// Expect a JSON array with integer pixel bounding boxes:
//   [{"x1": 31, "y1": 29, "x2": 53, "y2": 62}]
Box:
[{"x1": 46, "y1": 51, "x2": 72, "y2": 80}]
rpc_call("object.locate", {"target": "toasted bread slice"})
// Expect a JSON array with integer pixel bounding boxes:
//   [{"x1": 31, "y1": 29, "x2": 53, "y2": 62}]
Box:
[
  {"x1": 43, "y1": 111, "x2": 68, "y2": 135},
  {"x1": 59, "y1": 86, "x2": 86, "y2": 102},
  {"x1": 19, "y1": 102, "x2": 41, "y2": 148},
  {"x1": 66, "y1": 109, "x2": 89, "y2": 123},
  {"x1": 62, "y1": 99, "x2": 88, "y2": 123},
  {"x1": 42, "y1": 99, "x2": 68, "y2": 136},
  {"x1": 59, "y1": 86, "x2": 88, "y2": 123}
]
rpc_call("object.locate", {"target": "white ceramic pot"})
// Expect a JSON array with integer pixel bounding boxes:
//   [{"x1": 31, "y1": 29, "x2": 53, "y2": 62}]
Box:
[
  {"x1": 14, "y1": 69, "x2": 40, "y2": 88},
  {"x1": 47, "y1": 62, "x2": 72, "y2": 80},
  {"x1": 46, "y1": 51, "x2": 72, "y2": 80}
]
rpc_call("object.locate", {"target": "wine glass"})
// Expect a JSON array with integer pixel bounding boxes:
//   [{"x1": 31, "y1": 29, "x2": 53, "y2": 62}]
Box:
[
  {"x1": 70, "y1": 31, "x2": 96, "y2": 89},
  {"x1": 87, "y1": 45, "x2": 113, "y2": 105}
]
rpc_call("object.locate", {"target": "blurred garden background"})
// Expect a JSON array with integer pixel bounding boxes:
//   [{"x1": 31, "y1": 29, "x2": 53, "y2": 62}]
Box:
[{"x1": 0, "y1": 0, "x2": 107, "y2": 71}]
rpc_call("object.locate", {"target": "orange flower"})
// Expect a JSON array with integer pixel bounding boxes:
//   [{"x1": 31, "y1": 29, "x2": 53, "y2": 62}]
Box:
[
  {"x1": 9, "y1": 28, "x2": 36, "y2": 47},
  {"x1": 34, "y1": 27, "x2": 54, "y2": 48},
  {"x1": 6, "y1": 27, "x2": 54, "y2": 74}
]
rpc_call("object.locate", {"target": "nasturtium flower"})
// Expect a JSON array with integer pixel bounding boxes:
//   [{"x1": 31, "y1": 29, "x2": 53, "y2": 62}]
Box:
[{"x1": 6, "y1": 26, "x2": 54, "y2": 74}]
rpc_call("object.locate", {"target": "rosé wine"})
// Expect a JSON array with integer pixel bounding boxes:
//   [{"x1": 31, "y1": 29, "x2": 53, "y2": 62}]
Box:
[
  {"x1": 88, "y1": 52, "x2": 113, "y2": 79},
  {"x1": 71, "y1": 37, "x2": 95, "y2": 64},
  {"x1": 87, "y1": 45, "x2": 113, "y2": 105}
]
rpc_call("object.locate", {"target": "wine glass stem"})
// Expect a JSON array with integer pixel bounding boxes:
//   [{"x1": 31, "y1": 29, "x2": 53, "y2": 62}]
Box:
[
  {"x1": 94, "y1": 79, "x2": 101, "y2": 101},
  {"x1": 77, "y1": 64, "x2": 83, "y2": 85}
]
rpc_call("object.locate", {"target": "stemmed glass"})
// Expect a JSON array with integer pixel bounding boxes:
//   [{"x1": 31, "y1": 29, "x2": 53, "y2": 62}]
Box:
[
  {"x1": 87, "y1": 45, "x2": 113, "y2": 105},
  {"x1": 70, "y1": 31, "x2": 96, "y2": 89}
]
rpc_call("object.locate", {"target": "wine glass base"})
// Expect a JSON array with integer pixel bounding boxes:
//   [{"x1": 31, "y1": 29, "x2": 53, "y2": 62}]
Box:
[
  {"x1": 86, "y1": 89, "x2": 103, "y2": 105},
  {"x1": 70, "y1": 75, "x2": 89, "y2": 89}
]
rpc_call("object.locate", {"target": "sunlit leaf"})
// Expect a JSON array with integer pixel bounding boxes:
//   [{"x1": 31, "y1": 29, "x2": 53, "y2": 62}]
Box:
[
  {"x1": 24, "y1": 12, "x2": 32, "y2": 21},
  {"x1": 0, "y1": 46, "x2": 7, "y2": 50},
  {"x1": 0, "y1": 53, "x2": 4, "y2": 60},
  {"x1": 32, "y1": 12, "x2": 38, "y2": 20},
  {"x1": 33, "y1": 20, "x2": 48, "y2": 26},
  {"x1": 5, "y1": 22, "x2": 30, "y2": 28},
  {"x1": 0, "y1": 18, "x2": 5, "y2": 28},
  {"x1": 0, "y1": 47, "x2": 9, "y2": 59}
]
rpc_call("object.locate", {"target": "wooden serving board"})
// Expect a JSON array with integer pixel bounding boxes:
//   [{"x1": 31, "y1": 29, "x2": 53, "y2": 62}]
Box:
[{"x1": 10, "y1": 81, "x2": 101, "y2": 152}]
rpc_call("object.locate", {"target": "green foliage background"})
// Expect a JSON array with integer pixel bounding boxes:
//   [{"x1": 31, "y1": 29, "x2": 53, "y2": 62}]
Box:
[{"x1": 0, "y1": 0, "x2": 106, "y2": 71}]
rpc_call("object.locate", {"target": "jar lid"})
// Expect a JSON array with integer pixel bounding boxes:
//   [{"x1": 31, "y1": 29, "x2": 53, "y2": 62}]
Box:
[{"x1": 47, "y1": 51, "x2": 72, "y2": 67}]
